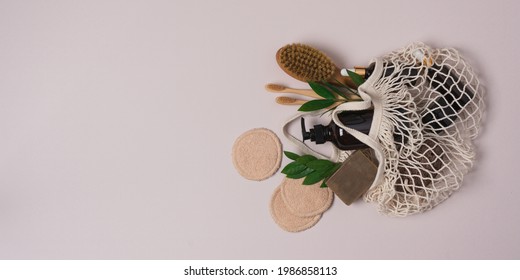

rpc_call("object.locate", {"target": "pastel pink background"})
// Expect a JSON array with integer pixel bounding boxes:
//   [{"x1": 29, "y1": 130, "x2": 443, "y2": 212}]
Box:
[{"x1": 1, "y1": 0, "x2": 519, "y2": 259}]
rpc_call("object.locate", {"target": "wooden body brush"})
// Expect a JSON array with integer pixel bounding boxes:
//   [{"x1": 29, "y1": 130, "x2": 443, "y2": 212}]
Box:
[{"x1": 276, "y1": 43, "x2": 357, "y2": 89}]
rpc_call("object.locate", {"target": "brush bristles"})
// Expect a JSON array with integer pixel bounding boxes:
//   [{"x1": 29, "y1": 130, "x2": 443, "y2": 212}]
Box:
[
  {"x1": 278, "y1": 43, "x2": 336, "y2": 82},
  {"x1": 276, "y1": 96, "x2": 296, "y2": 103},
  {"x1": 265, "y1": 83, "x2": 285, "y2": 91}
]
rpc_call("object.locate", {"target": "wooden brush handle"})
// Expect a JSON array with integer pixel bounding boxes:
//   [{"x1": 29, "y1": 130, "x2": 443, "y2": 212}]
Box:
[
  {"x1": 276, "y1": 97, "x2": 345, "y2": 110},
  {"x1": 283, "y1": 88, "x2": 320, "y2": 98},
  {"x1": 265, "y1": 84, "x2": 321, "y2": 99},
  {"x1": 292, "y1": 86, "x2": 362, "y2": 100}
]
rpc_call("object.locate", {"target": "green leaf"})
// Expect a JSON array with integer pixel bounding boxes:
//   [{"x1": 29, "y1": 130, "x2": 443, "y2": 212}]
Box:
[
  {"x1": 286, "y1": 168, "x2": 314, "y2": 179},
  {"x1": 320, "y1": 181, "x2": 328, "y2": 188},
  {"x1": 283, "y1": 151, "x2": 300, "y2": 161},
  {"x1": 281, "y1": 162, "x2": 306, "y2": 175},
  {"x1": 306, "y1": 159, "x2": 334, "y2": 171},
  {"x1": 331, "y1": 78, "x2": 358, "y2": 94},
  {"x1": 322, "y1": 81, "x2": 348, "y2": 99},
  {"x1": 303, "y1": 170, "x2": 326, "y2": 185},
  {"x1": 295, "y1": 154, "x2": 317, "y2": 164},
  {"x1": 322, "y1": 163, "x2": 341, "y2": 178},
  {"x1": 346, "y1": 70, "x2": 365, "y2": 87},
  {"x1": 308, "y1": 81, "x2": 335, "y2": 100},
  {"x1": 298, "y1": 99, "x2": 335, "y2": 112},
  {"x1": 280, "y1": 152, "x2": 341, "y2": 187}
]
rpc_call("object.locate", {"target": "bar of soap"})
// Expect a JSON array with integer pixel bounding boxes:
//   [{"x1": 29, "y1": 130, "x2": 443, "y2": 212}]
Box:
[{"x1": 325, "y1": 150, "x2": 377, "y2": 205}]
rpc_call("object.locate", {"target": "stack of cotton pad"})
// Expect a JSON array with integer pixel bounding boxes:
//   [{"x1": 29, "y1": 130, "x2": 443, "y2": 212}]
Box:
[
  {"x1": 270, "y1": 178, "x2": 334, "y2": 232},
  {"x1": 232, "y1": 128, "x2": 334, "y2": 232}
]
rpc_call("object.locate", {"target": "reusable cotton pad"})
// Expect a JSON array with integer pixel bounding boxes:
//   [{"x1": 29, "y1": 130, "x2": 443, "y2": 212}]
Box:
[
  {"x1": 232, "y1": 128, "x2": 282, "y2": 181},
  {"x1": 270, "y1": 186, "x2": 321, "y2": 232},
  {"x1": 280, "y1": 178, "x2": 334, "y2": 217}
]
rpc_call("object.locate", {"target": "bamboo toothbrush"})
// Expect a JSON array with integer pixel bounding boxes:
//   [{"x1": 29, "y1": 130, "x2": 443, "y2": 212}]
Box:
[
  {"x1": 265, "y1": 83, "x2": 321, "y2": 98},
  {"x1": 266, "y1": 83, "x2": 362, "y2": 101},
  {"x1": 275, "y1": 96, "x2": 344, "y2": 109},
  {"x1": 276, "y1": 43, "x2": 357, "y2": 88}
]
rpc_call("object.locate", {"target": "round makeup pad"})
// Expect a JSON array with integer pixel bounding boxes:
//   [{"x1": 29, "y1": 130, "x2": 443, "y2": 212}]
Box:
[
  {"x1": 270, "y1": 186, "x2": 321, "y2": 232},
  {"x1": 280, "y1": 178, "x2": 334, "y2": 217},
  {"x1": 232, "y1": 128, "x2": 282, "y2": 181}
]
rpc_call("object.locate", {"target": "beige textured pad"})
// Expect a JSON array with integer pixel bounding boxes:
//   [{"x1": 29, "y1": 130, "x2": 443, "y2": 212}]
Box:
[
  {"x1": 270, "y1": 186, "x2": 321, "y2": 232},
  {"x1": 232, "y1": 128, "x2": 282, "y2": 181},
  {"x1": 281, "y1": 178, "x2": 334, "y2": 217}
]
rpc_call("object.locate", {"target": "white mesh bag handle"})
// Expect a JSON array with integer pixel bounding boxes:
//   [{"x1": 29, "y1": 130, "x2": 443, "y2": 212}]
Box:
[{"x1": 333, "y1": 42, "x2": 484, "y2": 216}]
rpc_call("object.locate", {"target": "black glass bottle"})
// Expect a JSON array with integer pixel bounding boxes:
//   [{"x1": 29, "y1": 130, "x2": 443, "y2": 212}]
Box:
[{"x1": 301, "y1": 109, "x2": 373, "y2": 150}]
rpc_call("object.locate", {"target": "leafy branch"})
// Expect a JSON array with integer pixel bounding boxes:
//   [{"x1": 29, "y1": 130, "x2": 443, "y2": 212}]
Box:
[
  {"x1": 281, "y1": 151, "x2": 341, "y2": 188},
  {"x1": 298, "y1": 72, "x2": 366, "y2": 112}
]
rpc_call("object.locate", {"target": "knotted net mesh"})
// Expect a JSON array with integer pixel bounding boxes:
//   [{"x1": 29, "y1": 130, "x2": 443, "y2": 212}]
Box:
[{"x1": 337, "y1": 42, "x2": 484, "y2": 216}]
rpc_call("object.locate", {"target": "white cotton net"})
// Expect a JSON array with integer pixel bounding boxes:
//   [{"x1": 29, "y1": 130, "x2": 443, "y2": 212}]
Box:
[
  {"x1": 281, "y1": 42, "x2": 485, "y2": 217},
  {"x1": 335, "y1": 42, "x2": 484, "y2": 216}
]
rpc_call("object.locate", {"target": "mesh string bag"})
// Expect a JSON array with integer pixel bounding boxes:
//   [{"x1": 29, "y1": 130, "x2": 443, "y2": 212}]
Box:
[
  {"x1": 334, "y1": 42, "x2": 484, "y2": 216},
  {"x1": 283, "y1": 42, "x2": 484, "y2": 217}
]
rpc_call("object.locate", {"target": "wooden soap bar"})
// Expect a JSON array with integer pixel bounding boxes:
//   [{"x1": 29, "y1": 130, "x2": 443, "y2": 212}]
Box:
[{"x1": 325, "y1": 150, "x2": 377, "y2": 206}]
